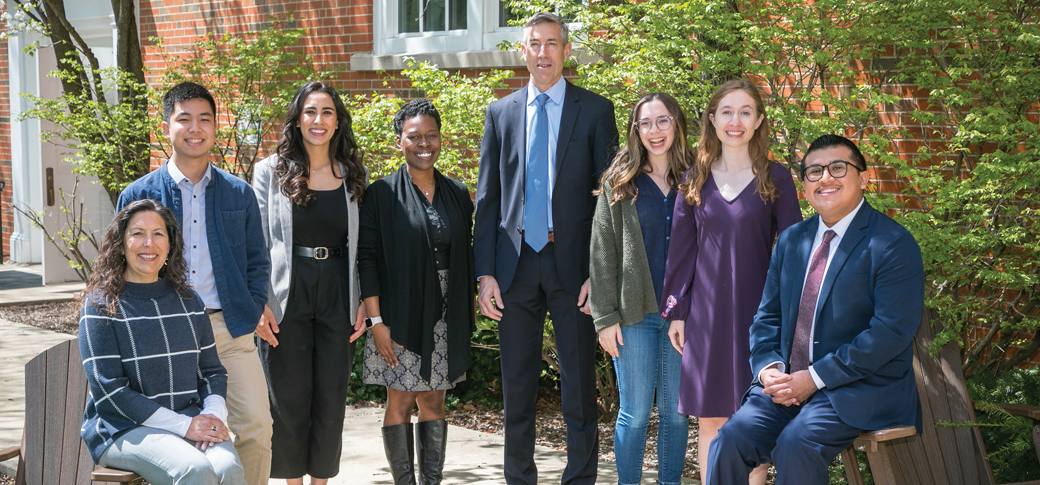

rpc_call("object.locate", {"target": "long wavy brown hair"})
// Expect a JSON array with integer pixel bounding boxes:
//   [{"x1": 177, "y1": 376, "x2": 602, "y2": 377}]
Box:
[
  {"x1": 680, "y1": 79, "x2": 778, "y2": 206},
  {"x1": 86, "y1": 199, "x2": 191, "y2": 314},
  {"x1": 275, "y1": 81, "x2": 366, "y2": 206},
  {"x1": 596, "y1": 93, "x2": 693, "y2": 203}
]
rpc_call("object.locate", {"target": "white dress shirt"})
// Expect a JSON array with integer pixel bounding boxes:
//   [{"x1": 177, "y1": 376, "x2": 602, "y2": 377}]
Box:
[{"x1": 166, "y1": 160, "x2": 220, "y2": 310}]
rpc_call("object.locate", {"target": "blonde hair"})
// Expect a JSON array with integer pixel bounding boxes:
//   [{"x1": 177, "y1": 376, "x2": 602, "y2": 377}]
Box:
[
  {"x1": 597, "y1": 93, "x2": 694, "y2": 204},
  {"x1": 679, "y1": 79, "x2": 778, "y2": 206}
]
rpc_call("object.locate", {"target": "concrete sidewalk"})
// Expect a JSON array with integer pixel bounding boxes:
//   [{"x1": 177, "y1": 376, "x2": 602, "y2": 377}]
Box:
[
  {"x1": 0, "y1": 313, "x2": 697, "y2": 483},
  {"x1": 0, "y1": 263, "x2": 85, "y2": 306}
]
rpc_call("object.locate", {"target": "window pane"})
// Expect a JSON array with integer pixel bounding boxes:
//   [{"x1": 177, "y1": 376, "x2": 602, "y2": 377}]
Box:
[
  {"x1": 499, "y1": 0, "x2": 519, "y2": 28},
  {"x1": 423, "y1": 0, "x2": 447, "y2": 32},
  {"x1": 450, "y1": 0, "x2": 467, "y2": 30},
  {"x1": 400, "y1": 0, "x2": 419, "y2": 33}
]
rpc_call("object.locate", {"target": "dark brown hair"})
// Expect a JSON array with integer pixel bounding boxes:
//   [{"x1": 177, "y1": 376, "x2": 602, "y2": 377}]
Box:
[
  {"x1": 596, "y1": 92, "x2": 693, "y2": 203},
  {"x1": 680, "y1": 79, "x2": 778, "y2": 206},
  {"x1": 86, "y1": 199, "x2": 191, "y2": 314},
  {"x1": 275, "y1": 81, "x2": 366, "y2": 206}
]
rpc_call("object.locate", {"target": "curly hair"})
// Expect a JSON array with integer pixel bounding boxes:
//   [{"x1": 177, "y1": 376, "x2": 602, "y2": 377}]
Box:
[
  {"x1": 596, "y1": 92, "x2": 694, "y2": 204},
  {"x1": 680, "y1": 79, "x2": 779, "y2": 206},
  {"x1": 275, "y1": 81, "x2": 366, "y2": 206},
  {"x1": 86, "y1": 199, "x2": 192, "y2": 314},
  {"x1": 393, "y1": 98, "x2": 442, "y2": 135}
]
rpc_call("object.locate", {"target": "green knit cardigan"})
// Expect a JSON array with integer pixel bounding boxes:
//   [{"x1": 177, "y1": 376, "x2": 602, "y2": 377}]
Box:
[{"x1": 589, "y1": 183, "x2": 662, "y2": 332}]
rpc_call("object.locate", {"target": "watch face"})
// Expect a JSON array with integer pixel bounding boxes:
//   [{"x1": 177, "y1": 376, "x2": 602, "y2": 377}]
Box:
[{"x1": 365, "y1": 318, "x2": 374, "y2": 328}]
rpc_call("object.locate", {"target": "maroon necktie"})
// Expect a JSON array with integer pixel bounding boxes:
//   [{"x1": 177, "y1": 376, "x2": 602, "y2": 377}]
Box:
[{"x1": 790, "y1": 230, "x2": 836, "y2": 373}]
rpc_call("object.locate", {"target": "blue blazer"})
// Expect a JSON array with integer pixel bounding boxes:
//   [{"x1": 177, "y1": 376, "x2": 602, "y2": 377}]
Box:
[
  {"x1": 474, "y1": 81, "x2": 618, "y2": 294},
  {"x1": 749, "y1": 201, "x2": 924, "y2": 431}
]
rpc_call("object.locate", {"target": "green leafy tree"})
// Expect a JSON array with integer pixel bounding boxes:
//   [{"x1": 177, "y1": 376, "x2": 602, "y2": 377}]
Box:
[
  {"x1": 19, "y1": 59, "x2": 152, "y2": 206},
  {"x1": 10, "y1": 0, "x2": 150, "y2": 206},
  {"x1": 878, "y1": 0, "x2": 1040, "y2": 374}
]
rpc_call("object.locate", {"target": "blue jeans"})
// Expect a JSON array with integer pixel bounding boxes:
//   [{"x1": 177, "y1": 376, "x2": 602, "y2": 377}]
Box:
[
  {"x1": 99, "y1": 426, "x2": 246, "y2": 485},
  {"x1": 612, "y1": 313, "x2": 688, "y2": 485}
]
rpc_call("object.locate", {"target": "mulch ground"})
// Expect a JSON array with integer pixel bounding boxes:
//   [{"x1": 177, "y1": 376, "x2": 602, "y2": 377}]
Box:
[
  {"x1": 0, "y1": 300, "x2": 81, "y2": 335},
  {"x1": 0, "y1": 300, "x2": 716, "y2": 481}
]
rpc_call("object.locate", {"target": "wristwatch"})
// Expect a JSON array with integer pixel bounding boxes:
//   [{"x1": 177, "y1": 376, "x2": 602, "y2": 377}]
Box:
[{"x1": 365, "y1": 316, "x2": 384, "y2": 328}]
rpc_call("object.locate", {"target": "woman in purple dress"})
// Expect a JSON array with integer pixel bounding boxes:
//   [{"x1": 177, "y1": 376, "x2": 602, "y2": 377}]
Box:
[{"x1": 660, "y1": 79, "x2": 802, "y2": 483}]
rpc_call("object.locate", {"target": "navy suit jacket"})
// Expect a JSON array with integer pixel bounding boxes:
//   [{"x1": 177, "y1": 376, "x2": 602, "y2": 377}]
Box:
[
  {"x1": 474, "y1": 81, "x2": 618, "y2": 294},
  {"x1": 749, "y1": 201, "x2": 925, "y2": 431}
]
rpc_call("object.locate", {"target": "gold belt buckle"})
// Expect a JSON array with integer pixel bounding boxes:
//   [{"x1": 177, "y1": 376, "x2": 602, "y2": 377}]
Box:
[{"x1": 314, "y1": 247, "x2": 329, "y2": 260}]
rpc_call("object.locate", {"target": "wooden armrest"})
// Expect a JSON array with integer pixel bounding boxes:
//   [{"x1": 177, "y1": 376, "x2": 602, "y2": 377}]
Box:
[
  {"x1": 974, "y1": 401, "x2": 1040, "y2": 421},
  {"x1": 852, "y1": 425, "x2": 917, "y2": 452},
  {"x1": 91, "y1": 467, "x2": 141, "y2": 482},
  {"x1": 0, "y1": 445, "x2": 20, "y2": 461}
]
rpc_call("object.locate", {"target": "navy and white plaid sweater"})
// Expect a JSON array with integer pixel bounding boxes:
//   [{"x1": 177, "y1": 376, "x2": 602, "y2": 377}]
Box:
[{"x1": 79, "y1": 278, "x2": 228, "y2": 462}]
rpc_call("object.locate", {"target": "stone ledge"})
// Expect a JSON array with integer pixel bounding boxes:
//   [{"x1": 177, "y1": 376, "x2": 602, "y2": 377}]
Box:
[{"x1": 351, "y1": 50, "x2": 525, "y2": 71}]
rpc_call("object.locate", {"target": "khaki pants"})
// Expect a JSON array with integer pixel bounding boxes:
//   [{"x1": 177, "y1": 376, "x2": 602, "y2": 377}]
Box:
[{"x1": 211, "y1": 311, "x2": 273, "y2": 485}]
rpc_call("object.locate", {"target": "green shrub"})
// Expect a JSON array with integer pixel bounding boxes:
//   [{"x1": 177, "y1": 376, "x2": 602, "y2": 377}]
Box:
[{"x1": 967, "y1": 368, "x2": 1040, "y2": 483}]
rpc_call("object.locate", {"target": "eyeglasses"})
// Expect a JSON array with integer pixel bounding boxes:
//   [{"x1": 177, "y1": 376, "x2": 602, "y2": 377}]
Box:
[
  {"x1": 636, "y1": 116, "x2": 674, "y2": 134},
  {"x1": 800, "y1": 160, "x2": 864, "y2": 182}
]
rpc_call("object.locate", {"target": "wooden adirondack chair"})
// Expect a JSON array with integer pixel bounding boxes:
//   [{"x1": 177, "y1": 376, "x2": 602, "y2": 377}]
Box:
[
  {"x1": 0, "y1": 339, "x2": 141, "y2": 485},
  {"x1": 841, "y1": 309, "x2": 1040, "y2": 485}
]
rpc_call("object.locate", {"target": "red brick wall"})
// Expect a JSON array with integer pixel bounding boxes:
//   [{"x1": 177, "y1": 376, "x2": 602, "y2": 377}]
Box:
[{"x1": 0, "y1": 23, "x2": 11, "y2": 263}]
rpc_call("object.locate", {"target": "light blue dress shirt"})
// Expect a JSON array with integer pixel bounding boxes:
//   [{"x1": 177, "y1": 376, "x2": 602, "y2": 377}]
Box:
[
  {"x1": 166, "y1": 160, "x2": 220, "y2": 310},
  {"x1": 524, "y1": 77, "x2": 567, "y2": 232}
]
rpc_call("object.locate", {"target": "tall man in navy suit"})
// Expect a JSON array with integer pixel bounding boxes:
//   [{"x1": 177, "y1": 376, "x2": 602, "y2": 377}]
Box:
[
  {"x1": 474, "y1": 11, "x2": 619, "y2": 485},
  {"x1": 706, "y1": 135, "x2": 925, "y2": 485}
]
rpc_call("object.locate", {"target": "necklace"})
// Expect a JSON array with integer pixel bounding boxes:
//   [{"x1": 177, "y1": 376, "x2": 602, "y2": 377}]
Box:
[{"x1": 415, "y1": 182, "x2": 434, "y2": 198}]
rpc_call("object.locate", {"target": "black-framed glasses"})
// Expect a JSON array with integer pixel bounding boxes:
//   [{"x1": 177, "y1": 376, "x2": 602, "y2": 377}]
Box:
[
  {"x1": 800, "y1": 160, "x2": 863, "y2": 182},
  {"x1": 636, "y1": 116, "x2": 674, "y2": 134}
]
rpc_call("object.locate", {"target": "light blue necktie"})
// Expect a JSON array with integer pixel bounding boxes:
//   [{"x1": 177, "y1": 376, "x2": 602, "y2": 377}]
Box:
[{"x1": 525, "y1": 93, "x2": 550, "y2": 252}]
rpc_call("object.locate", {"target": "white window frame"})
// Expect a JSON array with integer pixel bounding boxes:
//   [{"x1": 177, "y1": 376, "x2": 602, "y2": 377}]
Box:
[{"x1": 374, "y1": 0, "x2": 520, "y2": 55}]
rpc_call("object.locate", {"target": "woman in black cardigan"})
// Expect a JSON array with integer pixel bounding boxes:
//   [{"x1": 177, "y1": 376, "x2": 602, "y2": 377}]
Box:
[{"x1": 356, "y1": 98, "x2": 475, "y2": 485}]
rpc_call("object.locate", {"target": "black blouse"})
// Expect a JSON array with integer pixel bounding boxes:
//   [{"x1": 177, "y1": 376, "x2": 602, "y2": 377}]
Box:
[
  {"x1": 292, "y1": 183, "x2": 349, "y2": 248},
  {"x1": 412, "y1": 183, "x2": 452, "y2": 271}
]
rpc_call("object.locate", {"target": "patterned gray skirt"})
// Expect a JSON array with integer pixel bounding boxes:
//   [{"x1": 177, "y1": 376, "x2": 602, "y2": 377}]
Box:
[{"x1": 362, "y1": 269, "x2": 466, "y2": 391}]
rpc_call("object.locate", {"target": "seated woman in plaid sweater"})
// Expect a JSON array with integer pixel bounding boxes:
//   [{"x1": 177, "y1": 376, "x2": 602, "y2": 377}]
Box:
[{"x1": 79, "y1": 199, "x2": 245, "y2": 485}]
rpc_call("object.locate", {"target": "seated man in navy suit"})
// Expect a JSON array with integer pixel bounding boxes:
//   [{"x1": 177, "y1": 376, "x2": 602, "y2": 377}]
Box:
[{"x1": 706, "y1": 134, "x2": 925, "y2": 485}]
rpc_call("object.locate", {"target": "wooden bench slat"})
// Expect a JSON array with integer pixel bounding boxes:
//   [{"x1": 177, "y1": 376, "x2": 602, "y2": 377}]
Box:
[
  {"x1": 91, "y1": 466, "x2": 141, "y2": 482},
  {"x1": 0, "y1": 445, "x2": 19, "y2": 462},
  {"x1": 853, "y1": 426, "x2": 917, "y2": 446},
  {"x1": 24, "y1": 347, "x2": 48, "y2": 485}
]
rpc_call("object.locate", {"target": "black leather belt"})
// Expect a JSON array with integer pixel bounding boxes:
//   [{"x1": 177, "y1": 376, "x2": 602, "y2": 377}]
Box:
[
  {"x1": 206, "y1": 309, "x2": 222, "y2": 315},
  {"x1": 293, "y1": 245, "x2": 349, "y2": 260}
]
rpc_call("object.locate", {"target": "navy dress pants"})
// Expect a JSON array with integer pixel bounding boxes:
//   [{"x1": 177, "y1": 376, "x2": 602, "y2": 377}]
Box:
[
  {"x1": 707, "y1": 386, "x2": 863, "y2": 485},
  {"x1": 498, "y1": 242, "x2": 599, "y2": 485}
]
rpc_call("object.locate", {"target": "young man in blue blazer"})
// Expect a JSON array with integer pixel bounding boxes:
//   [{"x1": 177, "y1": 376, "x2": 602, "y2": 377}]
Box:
[{"x1": 706, "y1": 134, "x2": 925, "y2": 485}]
